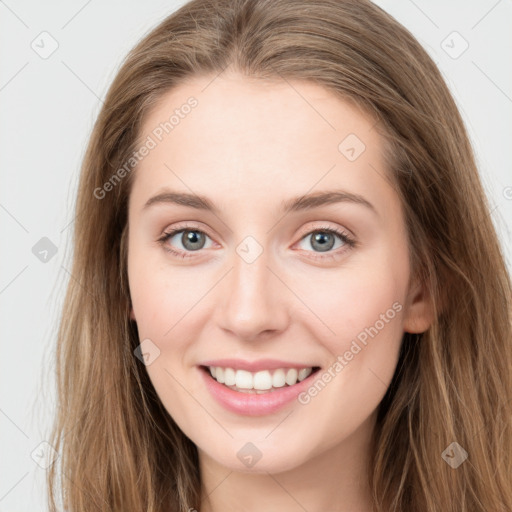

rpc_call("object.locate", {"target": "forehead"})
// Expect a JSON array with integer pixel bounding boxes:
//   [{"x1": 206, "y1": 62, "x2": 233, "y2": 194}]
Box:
[{"x1": 131, "y1": 72, "x2": 394, "y2": 215}]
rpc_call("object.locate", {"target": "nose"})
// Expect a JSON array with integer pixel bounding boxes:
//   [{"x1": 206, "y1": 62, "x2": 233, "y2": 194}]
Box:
[{"x1": 215, "y1": 244, "x2": 289, "y2": 342}]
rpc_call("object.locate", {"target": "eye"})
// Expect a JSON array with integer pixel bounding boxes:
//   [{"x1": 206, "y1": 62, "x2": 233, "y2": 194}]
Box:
[
  {"x1": 296, "y1": 225, "x2": 356, "y2": 259},
  {"x1": 157, "y1": 225, "x2": 214, "y2": 259},
  {"x1": 157, "y1": 223, "x2": 357, "y2": 260}
]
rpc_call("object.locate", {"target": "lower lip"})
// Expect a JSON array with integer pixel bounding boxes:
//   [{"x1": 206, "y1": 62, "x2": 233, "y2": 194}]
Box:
[{"x1": 199, "y1": 367, "x2": 319, "y2": 416}]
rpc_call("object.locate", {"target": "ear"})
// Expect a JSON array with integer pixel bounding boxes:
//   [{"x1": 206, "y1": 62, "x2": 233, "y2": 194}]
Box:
[
  {"x1": 402, "y1": 276, "x2": 434, "y2": 334},
  {"x1": 130, "y1": 306, "x2": 136, "y2": 321}
]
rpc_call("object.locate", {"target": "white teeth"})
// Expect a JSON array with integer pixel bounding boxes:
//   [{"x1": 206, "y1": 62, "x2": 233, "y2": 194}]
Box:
[
  {"x1": 224, "y1": 367, "x2": 236, "y2": 386},
  {"x1": 215, "y1": 367, "x2": 225, "y2": 383},
  {"x1": 285, "y1": 368, "x2": 298, "y2": 385},
  {"x1": 253, "y1": 370, "x2": 272, "y2": 390},
  {"x1": 298, "y1": 368, "x2": 313, "y2": 381},
  {"x1": 272, "y1": 369, "x2": 286, "y2": 388},
  {"x1": 235, "y1": 370, "x2": 253, "y2": 389},
  {"x1": 215, "y1": 366, "x2": 224, "y2": 384},
  {"x1": 207, "y1": 366, "x2": 315, "y2": 390}
]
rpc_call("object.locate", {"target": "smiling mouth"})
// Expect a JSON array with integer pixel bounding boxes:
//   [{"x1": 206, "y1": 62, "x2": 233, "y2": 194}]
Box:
[{"x1": 200, "y1": 365, "x2": 321, "y2": 394}]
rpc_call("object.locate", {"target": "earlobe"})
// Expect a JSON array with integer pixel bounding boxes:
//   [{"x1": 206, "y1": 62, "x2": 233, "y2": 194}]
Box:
[{"x1": 402, "y1": 278, "x2": 435, "y2": 334}]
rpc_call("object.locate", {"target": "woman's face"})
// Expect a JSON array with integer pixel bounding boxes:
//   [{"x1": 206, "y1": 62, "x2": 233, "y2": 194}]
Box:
[{"x1": 127, "y1": 72, "x2": 432, "y2": 474}]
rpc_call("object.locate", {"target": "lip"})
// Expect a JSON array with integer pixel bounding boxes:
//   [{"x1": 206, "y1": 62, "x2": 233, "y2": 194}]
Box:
[
  {"x1": 199, "y1": 358, "x2": 318, "y2": 372},
  {"x1": 198, "y1": 365, "x2": 320, "y2": 416}
]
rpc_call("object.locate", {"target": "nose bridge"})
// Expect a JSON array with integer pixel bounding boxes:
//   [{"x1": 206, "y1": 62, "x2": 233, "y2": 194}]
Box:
[{"x1": 217, "y1": 235, "x2": 288, "y2": 339}]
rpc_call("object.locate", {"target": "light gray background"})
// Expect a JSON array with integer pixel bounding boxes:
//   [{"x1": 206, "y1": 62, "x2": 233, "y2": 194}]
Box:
[{"x1": 1, "y1": 0, "x2": 511, "y2": 510}]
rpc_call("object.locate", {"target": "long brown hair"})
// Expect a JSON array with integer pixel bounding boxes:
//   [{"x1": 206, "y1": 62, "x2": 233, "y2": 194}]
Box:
[{"x1": 47, "y1": 0, "x2": 512, "y2": 510}]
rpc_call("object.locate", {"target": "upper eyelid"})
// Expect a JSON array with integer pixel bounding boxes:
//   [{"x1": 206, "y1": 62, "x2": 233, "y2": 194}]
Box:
[
  {"x1": 162, "y1": 222, "x2": 350, "y2": 236},
  {"x1": 164, "y1": 223, "x2": 217, "y2": 242}
]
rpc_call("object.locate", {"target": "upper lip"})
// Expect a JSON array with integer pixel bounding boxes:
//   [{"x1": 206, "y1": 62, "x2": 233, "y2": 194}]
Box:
[{"x1": 199, "y1": 358, "x2": 320, "y2": 372}]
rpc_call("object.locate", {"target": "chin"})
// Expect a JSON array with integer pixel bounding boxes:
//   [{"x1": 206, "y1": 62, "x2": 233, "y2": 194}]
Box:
[{"x1": 197, "y1": 436, "x2": 315, "y2": 475}]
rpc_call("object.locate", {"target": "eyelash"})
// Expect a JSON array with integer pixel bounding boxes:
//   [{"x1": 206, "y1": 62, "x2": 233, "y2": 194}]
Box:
[{"x1": 157, "y1": 223, "x2": 357, "y2": 261}]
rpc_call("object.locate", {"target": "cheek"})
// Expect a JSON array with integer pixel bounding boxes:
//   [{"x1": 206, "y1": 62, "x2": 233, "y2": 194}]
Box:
[
  {"x1": 128, "y1": 250, "x2": 207, "y2": 426},
  {"x1": 292, "y1": 248, "x2": 408, "y2": 421},
  {"x1": 300, "y1": 247, "x2": 406, "y2": 400},
  {"x1": 291, "y1": 270, "x2": 405, "y2": 442},
  {"x1": 128, "y1": 241, "x2": 204, "y2": 341},
  {"x1": 299, "y1": 262, "x2": 406, "y2": 350}
]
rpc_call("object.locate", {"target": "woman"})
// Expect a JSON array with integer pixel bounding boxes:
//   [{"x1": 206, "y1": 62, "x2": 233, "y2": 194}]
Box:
[{"x1": 47, "y1": 0, "x2": 512, "y2": 510}]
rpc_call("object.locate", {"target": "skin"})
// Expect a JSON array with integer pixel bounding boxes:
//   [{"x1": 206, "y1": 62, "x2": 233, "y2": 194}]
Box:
[{"x1": 127, "y1": 71, "x2": 433, "y2": 512}]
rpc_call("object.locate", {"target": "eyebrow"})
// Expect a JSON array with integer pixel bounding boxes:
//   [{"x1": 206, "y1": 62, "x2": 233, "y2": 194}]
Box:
[{"x1": 143, "y1": 189, "x2": 377, "y2": 215}]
